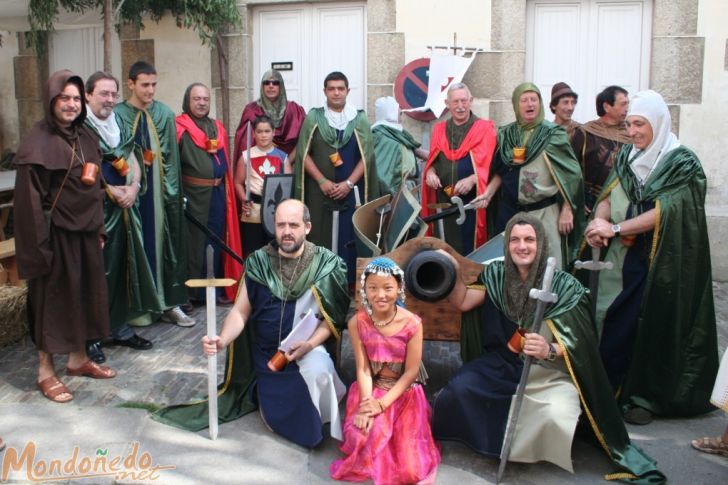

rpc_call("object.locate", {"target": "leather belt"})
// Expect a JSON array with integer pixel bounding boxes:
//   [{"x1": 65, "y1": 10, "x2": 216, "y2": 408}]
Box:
[
  {"x1": 516, "y1": 194, "x2": 559, "y2": 212},
  {"x1": 182, "y1": 175, "x2": 223, "y2": 187}
]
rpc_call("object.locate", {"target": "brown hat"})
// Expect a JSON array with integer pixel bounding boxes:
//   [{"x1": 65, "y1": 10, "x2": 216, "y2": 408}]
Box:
[{"x1": 550, "y1": 82, "x2": 578, "y2": 108}]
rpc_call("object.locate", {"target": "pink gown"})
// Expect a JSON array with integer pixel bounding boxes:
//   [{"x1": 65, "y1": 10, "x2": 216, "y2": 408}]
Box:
[{"x1": 330, "y1": 310, "x2": 440, "y2": 484}]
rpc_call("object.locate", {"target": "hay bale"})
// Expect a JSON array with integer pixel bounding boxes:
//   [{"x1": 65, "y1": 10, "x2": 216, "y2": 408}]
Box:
[{"x1": 0, "y1": 285, "x2": 28, "y2": 347}]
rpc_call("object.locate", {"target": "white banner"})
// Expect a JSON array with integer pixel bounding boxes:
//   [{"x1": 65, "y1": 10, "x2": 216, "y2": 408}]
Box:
[{"x1": 404, "y1": 52, "x2": 477, "y2": 118}]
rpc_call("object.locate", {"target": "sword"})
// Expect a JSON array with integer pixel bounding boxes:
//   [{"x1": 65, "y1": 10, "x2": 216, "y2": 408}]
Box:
[
  {"x1": 327, "y1": 198, "x2": 349, "y2": 255},
  {"x1": 244, "y1": 121, "x2": 252, "y2": 201},
  {"x1": 331, "y1": 208, "x2": 339, "y2": 255},
  {"x1": 497, "y1": 256, "x2": 558, "y2": 483},
  {"x1": 574, "y1": 246, "x2": 613, "y2": 317},
  {"x1": 184, "y1": 246, "x2": 236, "y2": 440},
  {"x1": 374, "y1": 202, "x2": 392, "y2": 249},
  {"x1": 184, "y1": 203, "x2": 244, "y2": 265},
  {"x1": 423, "y1": 196, "x2": 476, "y2": 226}
]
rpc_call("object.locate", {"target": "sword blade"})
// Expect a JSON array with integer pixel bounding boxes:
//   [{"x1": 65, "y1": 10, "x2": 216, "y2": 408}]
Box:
[
  {"x1": 497, "y1": 257, "x2": 557, "y2": 482},
  {"x1": 588, "y1": 246, "x2": 601, "y2": 316},
  {"x1": 331, "y1": 210, "x2": 339, "y2": 254},
  {"x1": 245, "y1": 121, "x2": 252, "y2": 201},
  {"x1": 205, "y1": 245, "x2": 219, "y2": 440},
  {"x1": 185, "y1": 207, "x2": 245, "y2": 265}
]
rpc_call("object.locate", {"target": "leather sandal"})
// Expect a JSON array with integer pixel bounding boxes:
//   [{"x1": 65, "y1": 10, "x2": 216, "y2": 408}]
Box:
[
  {"x1": 691, "y1": 436, "x2": 728, "y2": 457},
  {"x1": 66, "y1": 360, "x2": 117, "y2": 379},
  {"x1": 37, "y1": 376, "x2": 73, "y2": 403}
]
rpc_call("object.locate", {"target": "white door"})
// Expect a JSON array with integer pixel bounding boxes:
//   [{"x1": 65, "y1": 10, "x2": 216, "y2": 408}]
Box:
[
  {"x1": 253, "y1": 2, "x2": 366, "y2": 111},
  {"x1": 526, "y1": 0, "x2": 651, "y2": 123},
  {"x1": 49, "y1": 26, "x2": 122, "y2": 81}
]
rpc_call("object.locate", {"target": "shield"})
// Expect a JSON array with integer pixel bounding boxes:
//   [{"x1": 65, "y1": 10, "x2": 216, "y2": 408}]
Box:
[
  {"x1": 261, "y1": 174, "x2": 295, "y2": 237},
  {"x1": 466, "y1": 232, "x2": 505, "y2": 265},
  {"x1": 382, "y1": 185, "x2": 425, "y2": 252},
  {"x1": 353, "y1": 194, "x2": 390, "y2": 258}
]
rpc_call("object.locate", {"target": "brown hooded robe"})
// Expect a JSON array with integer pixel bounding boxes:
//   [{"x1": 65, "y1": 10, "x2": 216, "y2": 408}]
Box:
[{"x1": 13, "y1": 70, "x2": 109, "y2": 353}]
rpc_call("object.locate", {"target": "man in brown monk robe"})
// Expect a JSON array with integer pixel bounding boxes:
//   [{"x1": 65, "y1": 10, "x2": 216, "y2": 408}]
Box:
[
  {"x1": 14, "y1": 70, "x2": 116, "y2": 404},
  {"x1": 571, "y1": 85, "x2": 630, "y2": 212}
]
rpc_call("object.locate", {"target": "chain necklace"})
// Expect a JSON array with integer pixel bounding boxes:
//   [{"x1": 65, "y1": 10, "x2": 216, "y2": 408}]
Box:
[
  {"x1": 276, "y1": 251, "x2": 304, "y2": 346},
  {"x1": 372, "y1": 306, "x2": 398, "y2": 328}
]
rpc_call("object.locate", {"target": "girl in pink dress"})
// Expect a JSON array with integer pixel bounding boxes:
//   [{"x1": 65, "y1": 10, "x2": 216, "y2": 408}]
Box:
[{"x1": 330, "y1": 257, "x2": 440, "y2": 484}]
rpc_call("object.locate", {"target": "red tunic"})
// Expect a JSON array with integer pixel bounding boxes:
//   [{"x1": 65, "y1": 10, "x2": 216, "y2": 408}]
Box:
[{"x1": 420, "y1": 118, "x2": 496, "y2": 247}]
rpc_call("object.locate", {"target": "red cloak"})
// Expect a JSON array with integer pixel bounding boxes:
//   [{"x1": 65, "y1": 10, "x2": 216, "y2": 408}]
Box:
[
  {"x1": 232, "y1": 101, "x2": 306, "y2": 164},
  {"x1": 176, "y1": 113, "x2": 243, "y2": 300},
  {"x1": 420, "y1": 118, "x2": 496, "y2": 248}
]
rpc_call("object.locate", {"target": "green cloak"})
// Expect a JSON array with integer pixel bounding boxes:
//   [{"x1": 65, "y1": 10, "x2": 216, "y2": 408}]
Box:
[
  {"x1": 151, "y1": 244, "x2": 350, "y2": 431},
  {"x1": 372, "y1": 124, "x2": 419, "y2": 194},
  {"x1": 496, "y1": 120, "x2": 586, "y2": 267},
  {"x1": 114, "y1": 100, "x2": 188, "y2": 313},
  {"x1": 294, "y1": 107, "x2": 379, "y2": 202},
  {"x1": 591, "y1": 145, "x2": 718, "y2": 417},
  {"x1": 464, "y1": 262, "x2": 665, "y2": 483},
  {"x1": 84, "y1": 119, "x2": 162, "y2": 331}
]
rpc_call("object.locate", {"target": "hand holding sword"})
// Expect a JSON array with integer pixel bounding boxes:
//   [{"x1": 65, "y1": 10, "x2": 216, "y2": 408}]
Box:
[
  {"x1": 187, "y1": 245, "x2": 236, "y2": 440},
  {"x1": 497, "y1": 256, "x2": 558, "y2": 483},
  {"x1": 574, "y1": 246, "x2": 613, "y2": 316}
]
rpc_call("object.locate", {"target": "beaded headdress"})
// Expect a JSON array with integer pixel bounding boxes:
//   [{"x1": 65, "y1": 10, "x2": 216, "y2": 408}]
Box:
[{"x1": 359, "y1": 257, "x2": 406, "y2": 315}]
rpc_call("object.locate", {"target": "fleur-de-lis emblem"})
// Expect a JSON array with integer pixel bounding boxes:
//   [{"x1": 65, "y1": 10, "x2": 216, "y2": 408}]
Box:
[{"x1": 259, "y1": 158, "x2": 277, "y2": 175}]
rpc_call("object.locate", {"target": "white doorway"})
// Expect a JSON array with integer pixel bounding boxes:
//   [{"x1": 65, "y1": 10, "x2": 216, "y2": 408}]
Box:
[
  {"x1": 49, "y1": 26, "x2": 122, "y2": 82},
  {"x1": 252, "y1": 2, "x2": 366, "y2": 111},
  {"x1": 526, "y1": 0, "x2": 652, "y2": 123}
]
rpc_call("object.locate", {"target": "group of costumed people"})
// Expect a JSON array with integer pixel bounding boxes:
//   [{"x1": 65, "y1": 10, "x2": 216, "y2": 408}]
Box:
[{"x1": 12, "y1": 65, "x2": 720, "y2": 483}]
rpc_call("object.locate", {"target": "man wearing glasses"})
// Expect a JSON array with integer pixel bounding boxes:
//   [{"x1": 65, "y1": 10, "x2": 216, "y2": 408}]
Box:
[
  {"x1": 232, "y1": 70, "x2": 306, "y2": 163},
  {"x1": 84, "y1": 71, "x2": 156, "y2": 363}
]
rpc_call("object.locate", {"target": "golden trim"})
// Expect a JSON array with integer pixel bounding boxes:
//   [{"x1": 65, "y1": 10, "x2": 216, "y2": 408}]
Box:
[
  {"x1": 599, "y1": 177, "x2": 620, "y2": 205},
  {"x1": 298, "y1": 124, "x2": 317, "y2": 203},
  {"x1": 466, "y1": 283, "x2": 486, "y2": 291},
  {"x1": 542, "y1": 153, "x2": 569, "y2": 205},
  {"x1": 547, "y1": 320, "x2": 613, "y2": 460},
  {"x1": 219, "y1": 339, "x2": 235, "y2": 396},
  {"x1": 312, "y1": 286, "x2": 341, "y2": 341},
  {"x1": 605, "y1": 472, "x2": 639, "y2": 481},
  {"x1": 649, "y1": 200, "x2": 661, "y2": 266},
  {"x1": 353, "y1": 130, "x2": 368, "y2": 204}
]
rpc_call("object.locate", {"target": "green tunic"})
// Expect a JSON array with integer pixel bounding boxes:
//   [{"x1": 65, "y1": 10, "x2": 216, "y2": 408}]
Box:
[
  {"x1": 294, "y1": 107, "x2": 380, "y2": 222},
  {"x1": 495, "y1": 120, "x2": 586, "y2": 268},
  {"x1": 84, "y1": 119, "x2": 162, "y2": 332},
  {"x1": 151, "y1": 243, "x2": 350, "y2": 431},
  {"x1": 371, "y1": 124, "x2": 419, "y2": 194},
  {"x1": 590, "y1": 145, "x2": 718, "y2": 417},
  {"x1": 178, "y1": 117, "x2": 225, "y2": 300},
  {"x1": 114, "y1": 100, "x2": 188, "y2": 316},
  {"x1": 461, "y1": 263, "x2": 665, "y2": 483}
]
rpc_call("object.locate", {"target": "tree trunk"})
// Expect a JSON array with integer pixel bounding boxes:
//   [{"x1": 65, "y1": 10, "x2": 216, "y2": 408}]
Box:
[{"x1": 103, "y1": 0, "x2": 112, "y2": 72}]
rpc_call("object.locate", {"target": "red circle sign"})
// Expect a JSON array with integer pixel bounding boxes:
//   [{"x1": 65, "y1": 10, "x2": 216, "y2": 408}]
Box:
[{"x1": 394, "y1": 58, "x2": 437, "y2": 121}]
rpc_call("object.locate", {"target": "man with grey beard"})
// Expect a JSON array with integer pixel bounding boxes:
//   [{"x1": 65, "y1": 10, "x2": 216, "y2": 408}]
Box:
[
  {"x1": 84, "y1": 71, "x2": 156, "y2": 363},
  {"x1": 421, "y1": 83, "x2": 497, "y2": 255}
]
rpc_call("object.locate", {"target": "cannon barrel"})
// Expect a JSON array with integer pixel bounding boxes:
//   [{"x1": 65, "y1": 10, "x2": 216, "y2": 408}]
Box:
[{"x1": 404, "y1": 250, "x2": 457, "y2": 302}]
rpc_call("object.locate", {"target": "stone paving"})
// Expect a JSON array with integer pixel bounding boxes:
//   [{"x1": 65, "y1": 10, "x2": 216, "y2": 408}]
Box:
[{"x1": 0, "y1": 284, "x2": 726, "y2": 483}]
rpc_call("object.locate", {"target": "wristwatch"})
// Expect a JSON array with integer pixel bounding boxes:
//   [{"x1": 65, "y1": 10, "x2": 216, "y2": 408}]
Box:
[
  {"x1": 546, "y1": 343, "x2": 557, "y2": 361},
  {"x1": 345, "y1": 179, "x2": 355, "y2": 190},
  {"x1": 611, "y1": 223, "x2": 621, "y2": 238}
]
